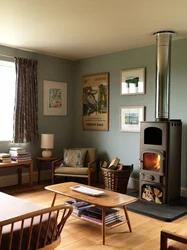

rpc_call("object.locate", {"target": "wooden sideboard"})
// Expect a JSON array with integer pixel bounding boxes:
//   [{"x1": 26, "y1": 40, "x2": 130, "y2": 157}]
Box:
[{"x1": 0, "y1": 160, "x2": 33, "y2": 187}]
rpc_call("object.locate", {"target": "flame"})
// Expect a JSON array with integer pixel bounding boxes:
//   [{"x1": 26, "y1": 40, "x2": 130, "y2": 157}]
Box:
[{"x1": 143, "y1": 153, "x2": 160, "y2": 171}]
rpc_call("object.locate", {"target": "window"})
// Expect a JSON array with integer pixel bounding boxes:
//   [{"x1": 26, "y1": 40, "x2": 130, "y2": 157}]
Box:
[{"x1": 0, "y1": 60, "x2": 16, "y2": 141}]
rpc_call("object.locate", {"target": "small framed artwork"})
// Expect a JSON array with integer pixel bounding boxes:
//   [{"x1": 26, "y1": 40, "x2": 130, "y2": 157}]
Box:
[
  {"x1": 43, "y1": 80, "x2": 67, "y2": 116},
  {"x1": 120, "y1": 106, "x2": 145, "y2": 132},
  {"x1": 121, "y1": 67, "x2": 145, "y2": 95}
]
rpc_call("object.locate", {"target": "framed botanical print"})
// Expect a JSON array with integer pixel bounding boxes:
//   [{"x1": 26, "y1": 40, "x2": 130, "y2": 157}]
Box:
[{"x1": 43, "y1": 80, "x2": 67, "y2": 116}]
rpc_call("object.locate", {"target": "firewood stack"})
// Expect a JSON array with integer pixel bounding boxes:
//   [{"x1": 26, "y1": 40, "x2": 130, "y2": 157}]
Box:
[{"x1": 142, "y1": 185, "x2": 163, "y2": 204}]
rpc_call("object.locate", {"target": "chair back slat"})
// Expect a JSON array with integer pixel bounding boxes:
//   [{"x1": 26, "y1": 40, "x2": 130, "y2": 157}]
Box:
[
  {"x1": 35, "y1": 214, "x2": 44, "y2": 249},
  {"x1": 0, "y1": 227, "x2": 2, "y2": 245},
  {"x1": 18, "y1": 220, "x2": 24, "y2": 250},
  {"x1": 58, "y1": 208, "x2": 72, "y2": 235},
  {"x1": 50, "y1": 210, "x2": 59, "y2": 243},
  {"x1": 27, "y1": 217, "x2": 34, "y2": 250},
  {"x1": 43, "y1": 211, "x2": 52, "y2": 246},
  {"x1": 8, "y1": 223, "x2": 14, "y2": 250}
]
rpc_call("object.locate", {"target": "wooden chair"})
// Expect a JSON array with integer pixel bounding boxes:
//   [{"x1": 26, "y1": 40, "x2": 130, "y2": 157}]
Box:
[
  {"x1": 52, "y1": 148, "x2": 97, "y2": 186},
  {"x1": 160, "y1": 230, "x2": 187, "y2": 250},
  {"x1": 0, "y1": 204, "x2": 73, "y2": 250}
]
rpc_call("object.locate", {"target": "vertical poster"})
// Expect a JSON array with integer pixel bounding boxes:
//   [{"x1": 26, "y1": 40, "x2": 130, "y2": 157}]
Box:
[{"x1": 83, "y1": 73, "x2": 109, "y2": 131}]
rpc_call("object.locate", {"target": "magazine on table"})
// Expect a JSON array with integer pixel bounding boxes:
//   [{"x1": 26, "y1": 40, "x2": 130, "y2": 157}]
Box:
[{"x1": 70, "y1": 185, "x2": 105, "y2": 196}]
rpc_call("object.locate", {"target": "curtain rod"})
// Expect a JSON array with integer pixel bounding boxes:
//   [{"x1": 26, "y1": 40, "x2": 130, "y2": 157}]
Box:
[{"x1": 0, "y1": 53, "x2": 15, "y2": 59}]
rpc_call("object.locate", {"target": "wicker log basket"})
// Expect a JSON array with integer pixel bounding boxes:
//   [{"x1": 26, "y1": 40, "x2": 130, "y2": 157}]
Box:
[{"x1": 101, "y1": 164, "x2": 133, "y2": 194}]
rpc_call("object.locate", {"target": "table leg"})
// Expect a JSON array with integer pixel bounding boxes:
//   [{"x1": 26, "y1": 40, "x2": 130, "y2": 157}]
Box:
[
  {"x1": 29, "y1": 161, "x2": 33, "y2": 188},
  {"x1": 51, "y1": 193, "x2": 57, "y2": 207},
  {"x1": 37, "y1": 160, "x2": 41, "y2": 185},
  {"x1": 17, "y1": 167, "x2": 22, "y2": 185},
  {"x1": 123, "y1": 205, "x2": 132, "y2": 232},
  {"x1": 102, "y1": 207, "x2": 106, "y2": 245}
]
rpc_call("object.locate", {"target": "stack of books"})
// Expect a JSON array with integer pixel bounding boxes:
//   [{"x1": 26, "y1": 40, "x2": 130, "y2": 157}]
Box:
[
  {"x1": 65, "y1": 199, "x2": 123, "y2": 226},
  {"x1": 81, "y1": 206, "x2": 123, "y2": 226},
  {"x1": 0, "y1": 153, "x2": 11, "y2": 163},
  {"x1": 65, "y1": 199, "x2": 94, "y2": 216},
  {"x1": 9, "y1": 147, "x2": 31, "y2": 162}
]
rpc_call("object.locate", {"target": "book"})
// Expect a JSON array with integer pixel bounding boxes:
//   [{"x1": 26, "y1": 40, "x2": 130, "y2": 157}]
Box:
[
  {"x1": 0, "y1": 153, "x2": 11, "y2": 158},
  {"x1": 80, "y1": 214, "x2": 123, "y2": 226},
  {"x1": 10, "y1": 147, "x2": 24, "y2": 150},
  {"x1": 81, "y1": 206, "x2": 119, "y2": 220},
  {"x1": 65, "y1": 199, "x2": 94, "y2": 216},
  {"x1": 9, "y1": 147, "x2": 25, "y2": 153},
  {"x1": 0, "y1": 158, "x2": 12, "y2": 163},
  {"x1": 9, "y1": 151, "x2": 28, "y2": 156}
]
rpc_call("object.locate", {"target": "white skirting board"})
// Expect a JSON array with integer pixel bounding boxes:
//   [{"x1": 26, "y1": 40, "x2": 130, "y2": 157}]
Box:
[
  {"x1": 0, "y1": 170, "x2": 51, "y2": 187},
  {"x1": 127, "y1": 177, "x2": 139, "y2": 190},
  {"x1": 0, "y1": 171, "x2": 138, "y2": 189},
  {"x1": 0, "y1": 172, "x2": 186, "y2": 198}
]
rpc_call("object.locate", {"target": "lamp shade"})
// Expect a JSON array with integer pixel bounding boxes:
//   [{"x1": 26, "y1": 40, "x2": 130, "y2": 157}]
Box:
[{"x1": 41, "y1": 134, "x2": 54, "y2": 149}]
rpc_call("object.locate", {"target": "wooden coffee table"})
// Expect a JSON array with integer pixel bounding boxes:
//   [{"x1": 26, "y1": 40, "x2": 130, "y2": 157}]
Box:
[{"x1": 45, "y1": 182, "x2": 137, "y2": 245}]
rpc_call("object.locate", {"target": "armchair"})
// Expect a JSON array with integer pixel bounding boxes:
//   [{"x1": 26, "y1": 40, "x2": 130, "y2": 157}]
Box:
[
  {"x1": 160, "y1": 230, "x2": 187, "y2": 250},
  {"x1": 52, "y1": 148, "x2": 97, "y2": 186}
]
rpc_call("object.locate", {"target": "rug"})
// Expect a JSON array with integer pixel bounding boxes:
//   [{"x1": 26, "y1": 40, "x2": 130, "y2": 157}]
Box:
[{"x1": 126, "y1": 192, "x2": 187, "y2": 222}]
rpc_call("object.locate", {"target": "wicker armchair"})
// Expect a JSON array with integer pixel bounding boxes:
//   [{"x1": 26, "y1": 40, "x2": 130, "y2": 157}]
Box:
[{"x1": 52, "y1": 148, "x2": 97, "y2": 186}]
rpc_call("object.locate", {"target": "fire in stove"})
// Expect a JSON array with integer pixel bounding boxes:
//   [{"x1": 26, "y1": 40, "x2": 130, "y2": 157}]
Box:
[{"x1": 143, "y1": 153, "x2": 161, "y2": 171}]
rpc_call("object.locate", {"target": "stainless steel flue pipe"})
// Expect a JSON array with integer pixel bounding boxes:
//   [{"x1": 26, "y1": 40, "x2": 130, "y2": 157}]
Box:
[{"x1": 154, "y1": 31, "x2": 175, "y2": 121}]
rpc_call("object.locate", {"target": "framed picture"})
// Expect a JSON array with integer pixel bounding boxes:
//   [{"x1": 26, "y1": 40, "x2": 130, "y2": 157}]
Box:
[
  {"x1": 43, "y1": 80, "x2": 67, "y2": 116},
  {"x1": 121, "y1": 67, "x2": 145, "y2": 95},
  {"x1": 120, "y1": 106, "x2": 145, "y2": 132},
  {"x1": 82, "y1": 72, "x2": 109, "y2": 131}
]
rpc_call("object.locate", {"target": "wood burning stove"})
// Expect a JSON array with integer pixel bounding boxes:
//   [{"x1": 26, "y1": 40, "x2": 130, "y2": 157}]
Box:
[
  {"x1": 139, "y1": 120, "x2": 182, "y2": 204},
  {"x1": 139, "y1": 31, "x2": 182, "y2": 204}
]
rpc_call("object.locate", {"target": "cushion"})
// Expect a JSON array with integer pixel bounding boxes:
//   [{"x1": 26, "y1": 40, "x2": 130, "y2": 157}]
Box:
[
  {"x1": 63, "y1": 149, "x2": 87, "y2": 168},
  {"x1": 55, "y1": 166, "x2": 96, "y2": 175}
]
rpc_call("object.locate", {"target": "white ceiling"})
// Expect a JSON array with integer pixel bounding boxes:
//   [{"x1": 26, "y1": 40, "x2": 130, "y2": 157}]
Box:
[{"x1": 0, "y1": 0, "x2": 187, "y2": 61}]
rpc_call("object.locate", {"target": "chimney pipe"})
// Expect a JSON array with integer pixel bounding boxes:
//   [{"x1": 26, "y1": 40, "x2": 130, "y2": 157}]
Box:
[{"x1": 154, "y1": 31, "x2": 175, "y2": 121}]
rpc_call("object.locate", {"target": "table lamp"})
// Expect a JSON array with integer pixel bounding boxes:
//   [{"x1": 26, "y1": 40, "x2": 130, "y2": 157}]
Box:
[{"x1": 41, "y1": 134, "x2": 54, "y2": 158}]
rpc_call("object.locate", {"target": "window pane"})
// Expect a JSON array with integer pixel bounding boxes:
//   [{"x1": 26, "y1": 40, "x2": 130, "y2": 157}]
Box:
[{"x1": 0, "y1": 60, "x2": 15, "y2": 141}]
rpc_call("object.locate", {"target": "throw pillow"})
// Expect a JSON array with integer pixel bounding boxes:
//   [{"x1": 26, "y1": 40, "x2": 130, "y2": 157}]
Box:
[{"x1": 63, "y1": 149, "x2": 87, "y2": 167}]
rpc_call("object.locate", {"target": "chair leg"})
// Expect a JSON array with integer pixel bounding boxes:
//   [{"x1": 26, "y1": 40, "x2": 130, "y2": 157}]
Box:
[
  {"x1": 88, "y1": 175, "x2": 91, "y2": 186},
  {"x1": 160, "y1": 231, "x2": 168, "y2": 250}
]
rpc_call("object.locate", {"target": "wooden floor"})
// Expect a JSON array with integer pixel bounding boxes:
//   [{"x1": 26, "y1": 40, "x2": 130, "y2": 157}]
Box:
[{"x1": 1, "y1": 182, "x2": 187, "y2": 250}]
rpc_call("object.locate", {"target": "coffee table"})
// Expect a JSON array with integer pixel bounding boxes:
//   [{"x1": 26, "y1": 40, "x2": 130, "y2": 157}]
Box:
[{"x1": 45, "y1": 182, "x2": 137, "y2": 245}]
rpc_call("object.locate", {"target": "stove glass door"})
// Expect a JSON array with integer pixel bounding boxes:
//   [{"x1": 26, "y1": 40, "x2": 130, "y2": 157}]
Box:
[{"x1": 143, "y1": 152, "x2": 161, "y2": 172}]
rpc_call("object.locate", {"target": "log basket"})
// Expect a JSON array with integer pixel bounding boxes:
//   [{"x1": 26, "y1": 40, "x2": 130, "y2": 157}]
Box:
[{"x1": 101, "y1": 164, "x2": 133, "y2": 194}]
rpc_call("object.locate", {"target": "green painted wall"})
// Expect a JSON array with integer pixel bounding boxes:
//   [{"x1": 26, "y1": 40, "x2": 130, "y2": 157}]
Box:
[
  {"x1": 74, "y1": 38, "x2": 187, "y2": 187},
  {"x1": 0, "y1": 45, "x2": 75, "y2": 171},
  {"x1": 0, "y1": 38, "x2": 187, "y2": 188}
]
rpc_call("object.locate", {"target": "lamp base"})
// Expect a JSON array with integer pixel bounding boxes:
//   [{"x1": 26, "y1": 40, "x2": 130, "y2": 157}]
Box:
[{"x1": 42, "y1": 149, "x2": 52, "y2": 158}]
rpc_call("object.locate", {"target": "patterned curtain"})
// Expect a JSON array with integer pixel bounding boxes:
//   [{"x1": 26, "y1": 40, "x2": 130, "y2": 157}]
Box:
[{"x1": 13, "y1": 57, "x2": 38, "y2": 143}]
